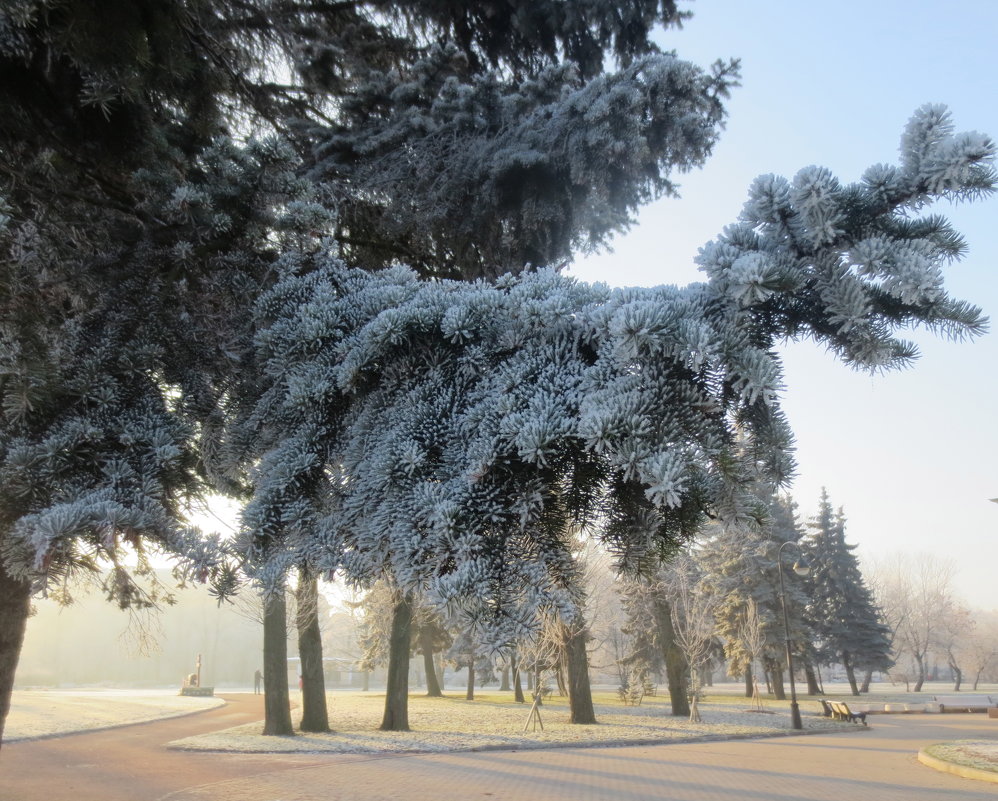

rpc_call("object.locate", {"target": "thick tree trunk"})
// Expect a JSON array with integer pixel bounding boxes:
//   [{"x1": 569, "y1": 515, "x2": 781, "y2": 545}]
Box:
[
  {"x1": 804, "y1": 663, "x2": 821, "y2": 696},
  {"x1": 0, "y1": 560, "x2": 31, "y2": 750},
  {"x1": 744, "y1": 664, "x2": 753, "y2": 698},
  {"x1": 296, "y1": 570, "x2": 329, "y2": 732},
  {"x1": 564, "y1": 623, "x2": 597, "y2": 724},
  {"x1": 842, "y1": 653, "x2": 860, "y2": 697},
  {"x1": 263, "y1": 590, "x2": 294, "y2": 736},
  {"x1": 362, "y1": 670, "x2": 370, "y2": 691},
  {"x1": 419, "y1": 627, "x2": 442, "y2": 697},
  {"x1": 860, "y1": 668, "x2": 873, "y2": 694},
  {"x1": 380, "y1": 592, "x2": 412, "y2": 731},
  {"x1": 770, "y1": 663, "x2": 786, "y2": 700},
  {"x1": 465, "y1": 657, "x2": 475, "y2": 700},
  {"x1": 654, "y1": 599, "x2": 689, "y2": 716},
  {"x1": 511, "y1": 652, "x2": 525, "y2": 703}
]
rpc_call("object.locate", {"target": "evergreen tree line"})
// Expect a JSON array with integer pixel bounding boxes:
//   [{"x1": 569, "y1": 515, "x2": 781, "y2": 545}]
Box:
[
  {"x1": 1, "y1": 1, "x2": 994, "y2": 745},
  {"x1": 618, "y1": 487, "x2": 893, "y2": 709},
  {"x1": 270, "y1": 486, "x2": 996, "y2": 735}
]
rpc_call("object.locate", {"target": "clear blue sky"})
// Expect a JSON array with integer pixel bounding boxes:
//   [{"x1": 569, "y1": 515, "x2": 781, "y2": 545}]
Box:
[{"x1": 569, "y1": 0, "x2": 998, "y2": 608}]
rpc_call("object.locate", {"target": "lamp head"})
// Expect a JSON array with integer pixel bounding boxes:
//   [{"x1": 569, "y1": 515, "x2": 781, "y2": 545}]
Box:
[{"x1": 792, "y1": 555, "x2": 811, "y2": 577}]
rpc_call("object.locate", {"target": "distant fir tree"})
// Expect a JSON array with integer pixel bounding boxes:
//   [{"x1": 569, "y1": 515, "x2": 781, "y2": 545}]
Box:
[
  {"x1": 617, "y1": 554, "x2": 692, "y2": 717},
  {"x1": 802, "y1": 491, "x2": 893, "y2": 696},
  {"x1": 698, "y1": 492, "x2": 811, "y2": 700}
]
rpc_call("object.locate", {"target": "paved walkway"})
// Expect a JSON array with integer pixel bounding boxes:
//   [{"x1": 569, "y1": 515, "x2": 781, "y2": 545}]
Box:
[
  {"x1": 2, "y1": 700, "x2": 996, "y2": 801},
  {"x1": 165, "y1": 714, "x2": 998, "y2": 801},
  {"x1": 0, "y1": 694, "x2": 326, "y2": 801}
]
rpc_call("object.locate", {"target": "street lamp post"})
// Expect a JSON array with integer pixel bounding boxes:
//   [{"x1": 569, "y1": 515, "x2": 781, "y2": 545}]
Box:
[{"x1": 777, "y1": 540, "x2": 810, "y2": 730}]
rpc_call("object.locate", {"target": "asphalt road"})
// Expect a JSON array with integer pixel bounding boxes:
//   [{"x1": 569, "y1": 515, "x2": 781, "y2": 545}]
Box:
[{"x1": 1, "y1": 697, "x2": 995, "y2": 801}]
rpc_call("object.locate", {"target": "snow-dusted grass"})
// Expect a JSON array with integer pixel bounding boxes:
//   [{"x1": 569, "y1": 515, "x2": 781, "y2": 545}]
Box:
[
  {"x1": 923, "y1": 741, "x2": 998, "y2": 773},
  {"x1": 5, "y1": 688, "x2": 224, "y2": 742},
  {"x1": 168, "y1": 690, "x2": 857, "y2": 754}
]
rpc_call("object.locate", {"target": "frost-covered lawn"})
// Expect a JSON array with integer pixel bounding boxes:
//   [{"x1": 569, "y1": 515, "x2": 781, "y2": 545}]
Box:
[
  {"x1": 168, "y1": 690, "x2": 856, "y2": 754},
  {"x1": 923, "y1": 741, "x2": 998, "y2": 774},
  {"x1": 5, "y1": 688, "x2": 224, "y2": 742}
]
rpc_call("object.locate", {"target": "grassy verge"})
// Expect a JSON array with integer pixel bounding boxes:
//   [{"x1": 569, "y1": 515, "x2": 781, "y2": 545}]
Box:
[
  {"x1": 923, "y1": 741, "x2": 998, "y2": 773},
  {"x1": 168, "y1": 689, "x2": 857, "y2": 754}
]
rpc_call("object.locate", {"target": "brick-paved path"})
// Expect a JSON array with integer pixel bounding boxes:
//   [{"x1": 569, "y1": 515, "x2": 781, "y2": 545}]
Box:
[{"x1": 4, "y1": 700, "x2": 996, "y2": 801}]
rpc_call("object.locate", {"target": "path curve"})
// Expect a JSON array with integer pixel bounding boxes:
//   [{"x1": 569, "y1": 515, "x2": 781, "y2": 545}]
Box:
[
  {"x1": 2, "y1": 702, "x2": 996, "y2": 801},
  {"x1": 0, "y1": 694, "x2": 324, "y2": 801}
]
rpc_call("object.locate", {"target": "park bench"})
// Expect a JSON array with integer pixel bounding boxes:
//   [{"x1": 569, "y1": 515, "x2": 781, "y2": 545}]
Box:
[
  {"x1": 828, "y1": 701, "x2": 866, "y2": 725},
  {"x1": 932, "y1": 694, "x2": 995, "y2": 713},
  {"x1": 818, "y1": 699, "x2": 834, "y2": 718}
]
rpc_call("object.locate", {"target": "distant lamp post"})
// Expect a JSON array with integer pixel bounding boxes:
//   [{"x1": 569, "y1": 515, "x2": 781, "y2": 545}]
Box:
[{"x1": 778, "y1": 540, "x2": 810, "y2": 730}]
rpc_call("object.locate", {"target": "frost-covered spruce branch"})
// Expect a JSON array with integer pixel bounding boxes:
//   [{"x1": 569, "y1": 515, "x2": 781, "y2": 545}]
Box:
[
  {"x1": 309, "y1": 48, "x2": 738, "y2": 279},
  {"x1": 239, "y1": 106, "x2": 992, "y2": 632},
  {"x1": 698, "y1": 104, "x2": 993, "y2": 370}
]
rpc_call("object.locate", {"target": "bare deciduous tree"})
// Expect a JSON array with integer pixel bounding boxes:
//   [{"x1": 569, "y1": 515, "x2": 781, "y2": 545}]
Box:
[
  {"x1": 665, "y1": 552, "x2": 717, "y2": 722},
  {"x1": 869, "y1": 553, "x2": 955, "y2": 692}
]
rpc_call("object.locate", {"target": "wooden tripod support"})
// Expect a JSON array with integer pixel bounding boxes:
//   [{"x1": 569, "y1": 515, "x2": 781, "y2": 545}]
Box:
[{"x1": 523, "y1": 690, "x2": 544, "y2": 732}]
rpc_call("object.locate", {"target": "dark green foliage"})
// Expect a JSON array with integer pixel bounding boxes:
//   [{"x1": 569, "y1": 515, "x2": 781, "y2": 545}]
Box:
[{"x1": 803, "y1": 491, "x2": 893, "y2": 694}]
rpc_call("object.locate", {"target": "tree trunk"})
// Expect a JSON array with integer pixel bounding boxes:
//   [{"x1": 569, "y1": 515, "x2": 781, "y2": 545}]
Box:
[
  {"x1": 296, "y1": 570, "x2": 329, "y2": 732},
  {"x1": 465, "y1": 657, "x2": 475, "y2": 700},
  {"x1": 379, "y1": 591, "x2": 412, "y2": 731},
  {"x1": 770, "y1": 662, "x2": 786, "y2": 700},
  {"x1": 527, "y1": 670, "x2": 534, "y2": 691},
  {"x1": 263, "y1": 589, "x2": 294, "y2": 736},
  {"x1": 804, "y1": 663, "x2": 821, "y2": 696},
  {"x1": 419, "y1": 627, "x2": 442, "y2": 697},
  {"x1": 654, "y1": 599, "x2": 689, "y2": 716},
  {"x1": 555, "y1": 663, "x2": 567, "y2": 697},
  {"x1": 744, "y1": 664, "x2": 753, "y2": 698},
  {"x1": 0, "y1": 559, "x2": 31, "y2": 750},
  {"x1": 362, "y1": 670, "x2": 370, "y2": 691},
  {"x1": 511, "y1": 652, "x2": 525, "y2": 703},
  {"x1": 949, "y1": 654, "x2": 963, "y2": 692},
  {"x1": 564, "y1": 623, "x2": 597, "y2": 724},
  {"x1": 913, "y1": 653, "x2": 926, "y2": 692},
  {"x1": 860, "y1": 668, "x2": 873, "y2": 694},
  {"x1": 499, "y1": 663, "x2": 510, "y2": 691},
  {"x1": 842, "y1": 653, "x2": 860, "y2": 697}
]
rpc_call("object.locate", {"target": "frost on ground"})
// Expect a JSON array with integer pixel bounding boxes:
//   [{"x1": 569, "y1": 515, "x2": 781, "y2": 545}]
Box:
[
  {"x1": 924, "y1": 740, "x2": 998, "y2": 773},
  {"x1": 169, "y1": 692, "x2": 855, "y2": 754},
  {"x1": 5, "y1": 689, "x2": 224, "y2": 742}
]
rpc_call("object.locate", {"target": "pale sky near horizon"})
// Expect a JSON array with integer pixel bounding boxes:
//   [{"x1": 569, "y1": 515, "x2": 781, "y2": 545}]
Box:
[{"x1": 569, "y1": 0, "x2": 998, "y2": 609}]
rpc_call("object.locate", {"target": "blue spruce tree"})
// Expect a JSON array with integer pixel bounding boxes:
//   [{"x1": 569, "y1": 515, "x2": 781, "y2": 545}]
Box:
[{"x1": 803, "y1": 491, "x2": 893, "y2": 696}]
